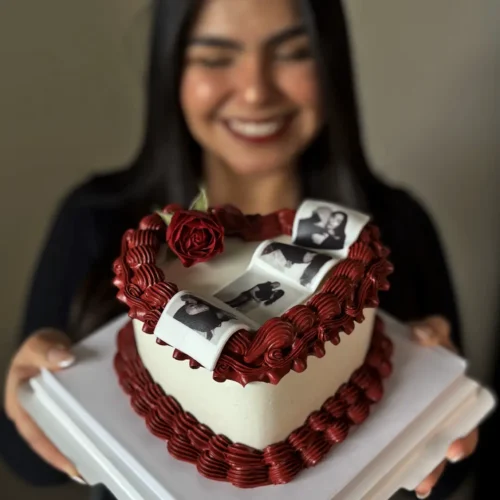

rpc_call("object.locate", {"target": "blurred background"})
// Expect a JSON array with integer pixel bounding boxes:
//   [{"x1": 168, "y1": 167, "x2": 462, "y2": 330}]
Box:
[{"x1": 0, "y1": 0, "x2": 499, "y2": 498}]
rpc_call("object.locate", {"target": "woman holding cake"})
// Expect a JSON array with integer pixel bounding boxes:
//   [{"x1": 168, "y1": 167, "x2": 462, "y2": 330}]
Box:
[{"x1": 1, "y1": 1, "x2": 480, "y2": 499}]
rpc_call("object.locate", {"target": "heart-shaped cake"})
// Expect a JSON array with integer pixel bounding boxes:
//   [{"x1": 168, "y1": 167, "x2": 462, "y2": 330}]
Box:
[{"x1": 112, "y1": 197, "x2": 394, "y2": 488}]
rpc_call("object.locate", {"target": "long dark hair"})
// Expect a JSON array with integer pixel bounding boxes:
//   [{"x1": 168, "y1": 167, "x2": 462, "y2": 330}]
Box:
[{"x1": 68, "y1": 0, "x2": 383, "y2": 339}]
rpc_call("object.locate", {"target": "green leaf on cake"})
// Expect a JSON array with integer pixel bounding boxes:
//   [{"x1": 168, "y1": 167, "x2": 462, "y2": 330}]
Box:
[
  {"x1": 189, "y1": 186, "x2": 209, "y2": 212},
  {"x1": 155, "y1": 210, "x2": 174, "y2": 226}
]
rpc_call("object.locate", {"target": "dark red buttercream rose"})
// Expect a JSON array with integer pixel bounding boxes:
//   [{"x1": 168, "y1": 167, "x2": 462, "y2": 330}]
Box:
[{"x1": 166, "y1": 210, "x2": 224, "y2": 267}]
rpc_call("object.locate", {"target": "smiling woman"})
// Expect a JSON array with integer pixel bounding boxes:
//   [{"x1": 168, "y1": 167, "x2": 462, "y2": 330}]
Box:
[
  {"x1": 180, "y1": 0, "x2": 322, "y2": 181},
  {"x1": 95, "y1": 0, "x2": 378, "y2": 221},
  {"x1": 0, "y1": 1, "x2": 479, "y2": 500}
]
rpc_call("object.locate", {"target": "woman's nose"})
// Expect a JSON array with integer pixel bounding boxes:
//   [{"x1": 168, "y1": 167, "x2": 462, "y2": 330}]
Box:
[{"x1": 237, "y1": 55, "x2": 276, "y2": 106}]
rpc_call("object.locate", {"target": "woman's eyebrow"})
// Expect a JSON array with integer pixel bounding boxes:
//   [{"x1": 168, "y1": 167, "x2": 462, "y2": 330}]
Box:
[
  {"x1": 187, "y1": 36, "x2": 241, "y2": 50},
  {"x1": 187, "y1": 24, "x2": 307, "y2": 50},
  {"x1": 266, "y1": 25, "x2": 306, "y2": 47}
]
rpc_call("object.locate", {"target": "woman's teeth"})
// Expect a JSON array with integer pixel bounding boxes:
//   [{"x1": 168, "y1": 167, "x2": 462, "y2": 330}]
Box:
[{"x1": 227, "y1": 119, "x2": 284, "y2": 138}]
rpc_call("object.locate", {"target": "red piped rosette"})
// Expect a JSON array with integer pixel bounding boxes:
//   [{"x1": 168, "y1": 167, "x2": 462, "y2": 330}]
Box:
[
  {"x1": 112, "y1": 204, "x2": 394, "y2": 386},
  {"x1": 114, "y1": 315, "x2": 393, "y2": 488}
]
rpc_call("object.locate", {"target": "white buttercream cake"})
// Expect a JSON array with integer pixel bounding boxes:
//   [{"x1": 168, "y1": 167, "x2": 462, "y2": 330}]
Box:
[
  {"x1": 113, "y1": 199, "x2": 394, "y2": 488},
  {"x1": 133, "y1": 235, "x2": 376, "y2": 449}
]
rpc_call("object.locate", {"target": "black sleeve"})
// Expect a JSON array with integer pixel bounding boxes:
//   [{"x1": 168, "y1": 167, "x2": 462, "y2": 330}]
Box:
[
  {"x1": 0, "y1": 191, "x2": 98, "y2": 486},
  {"x1": 374, "y1": 186, "x2": 464, "y2": 355},
  {"x1": 409, "y1": 195, "x2": 464, "y2": 353},
  {"x1": 19, "y1": 193, "x2": 98, "y2": 341}
]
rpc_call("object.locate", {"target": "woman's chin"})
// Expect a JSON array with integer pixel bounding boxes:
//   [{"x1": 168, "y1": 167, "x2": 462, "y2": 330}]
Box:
[{"x1": 222, "y1": 157, "x2": 294, "y2": 177}]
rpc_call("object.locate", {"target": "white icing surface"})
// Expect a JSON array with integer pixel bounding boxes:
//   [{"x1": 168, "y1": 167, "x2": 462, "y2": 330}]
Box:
[
  {"x1": 134, "y1": 235, "x2": 375, "y2": 449},
  {"x1": 158, "y1": 234, "x2": 290, "y2": 296},
  {"x1": 134, "y1": 310, "x2": 374, "y2": 449}
]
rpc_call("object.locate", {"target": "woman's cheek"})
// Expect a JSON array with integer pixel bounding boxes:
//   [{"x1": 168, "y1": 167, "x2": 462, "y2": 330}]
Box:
[
  {"x1": 278, "y1": 64, "x2": 320, "y2": 108},
  {"x1": 181, "y1": 71, "x2": 226, "y2": 120}
]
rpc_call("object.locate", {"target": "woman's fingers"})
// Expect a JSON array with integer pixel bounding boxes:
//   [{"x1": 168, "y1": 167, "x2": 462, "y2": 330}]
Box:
[
  {"x1": 414, "y1": 460, "x2": 447, "y2": 499},
  {"x1": 4, "y1": 330, "x2": 75, "y2": 420},
  {"x1": 414, "y1": 430, "x2": 478, "y2": 498},
  {"x1": 446, "y1": 429, "x2": 479, "y2": 463},
  {"x1": 410, "y1": 315, "x2": 457, "y2": 352},
  {"x1": 4, "y1": 329, "x2": 77, "y2": 476},
  {"x1": 16, "y1": 329, "x2": 75, "y2": 369}
]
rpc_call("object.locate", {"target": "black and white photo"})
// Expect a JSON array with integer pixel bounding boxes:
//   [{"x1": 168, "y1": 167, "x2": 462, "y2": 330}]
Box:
[
  {"x1": 161, "y1": 291, "x2": 249, "y2": 344},
  {"x1": 295, "y1": 205, "x2": 348, "y2": 249},
  {"x1": 215, "y1": 269, "x2": 305, "y2": 324},
  {"x1": 171, "y1": 293, "x2": 239, "y2": 343},
  {"x1": 224, "y1": 281, "x2": 285, "y2": 311},
  {"x1": 292, "y1": 200, "x2": 370, "y2": 255},
  {"x1": 258, "y1": 241, "x2": 336, "y2": 290},
  {"x1": 154, "y1": 291, "x2": 253, "y2": 370}
]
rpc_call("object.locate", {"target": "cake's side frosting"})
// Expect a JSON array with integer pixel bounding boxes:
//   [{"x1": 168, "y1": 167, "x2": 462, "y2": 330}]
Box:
[
  {"x1": 112, "y1": 206, "x2": 393, "y2": 386},
  {"x1": 133, "y1": 308, "x2": 374, "y2": 448},
  {"x1": 115, "y1": 315, "x2": 393, "y2": 488}
]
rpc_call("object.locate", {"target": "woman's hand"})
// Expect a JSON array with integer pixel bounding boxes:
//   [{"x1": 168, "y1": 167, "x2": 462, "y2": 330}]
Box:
[
  {"x1": 409, "y1": 315, "x2": 479, "y2": 498},
  {"x1": 3, "y1": 328, "x2": 84, "y2": 482}
]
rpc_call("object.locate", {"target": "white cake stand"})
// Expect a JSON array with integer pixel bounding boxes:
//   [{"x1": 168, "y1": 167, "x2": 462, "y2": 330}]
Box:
[{"x1": 19, "y1": 312, "x2": 496, "y2": 500}]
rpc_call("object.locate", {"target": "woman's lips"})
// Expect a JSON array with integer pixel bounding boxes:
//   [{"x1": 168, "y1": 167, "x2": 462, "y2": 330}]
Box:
[{"x1": 222, "y1": 115, "x2": 293, "y2": 143}]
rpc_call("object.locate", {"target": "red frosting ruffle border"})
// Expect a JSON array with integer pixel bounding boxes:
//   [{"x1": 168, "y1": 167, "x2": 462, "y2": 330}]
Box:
[
  {"x1": 112, "y1": 206, "x2": 394, "y2": 386},
  {"x1": 114, "y1": 316, "x2": 393, "y2": 489}
]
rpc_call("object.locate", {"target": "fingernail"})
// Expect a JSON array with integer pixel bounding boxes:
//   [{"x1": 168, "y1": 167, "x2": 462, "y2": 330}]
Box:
[
  {"x1": 70, "y1": 474, "x2": 87, "y2": 485},
  {"x1": 448, "y1": 452, "x2": 464, "y2": 463},
  {"x1": 47, "y1": 346, "x2": 75, "y2": 368},
  {"x1": 416, "y1": 490, "x2": 431, "y2": 499}
]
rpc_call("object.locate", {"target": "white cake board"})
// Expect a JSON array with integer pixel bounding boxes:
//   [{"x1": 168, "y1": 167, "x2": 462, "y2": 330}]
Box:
[{"x1": 19, "y1": 312, "x2": 496, "y2": 500}]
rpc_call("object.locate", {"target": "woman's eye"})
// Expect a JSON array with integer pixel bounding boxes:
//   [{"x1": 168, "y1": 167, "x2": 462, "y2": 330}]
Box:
[
  {"x1": 275, "y1": 48, "x2": 313, "y2": 62},
  {"x1": 189, "y1": 57, "x2": 232, "y2": 68}
]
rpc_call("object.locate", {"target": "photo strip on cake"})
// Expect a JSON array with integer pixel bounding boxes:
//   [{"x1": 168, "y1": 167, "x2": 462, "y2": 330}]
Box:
[
  {"x1": 155, "y1": 291, "x2": 255, "y2": 370},
  {"x1": 256, "y1": 240, "x2": 337, "y2": 291},
  {"x1": 292, "y1": 199, "x2": 371, "y2": 257},
  {"x1": 214, "y1": 267, "x2": 306, "y2": 325},
  {"x1": 171, "y1": 293, "x2": 239, "y2": 344}
]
